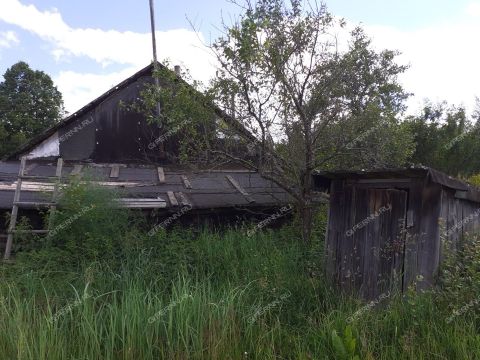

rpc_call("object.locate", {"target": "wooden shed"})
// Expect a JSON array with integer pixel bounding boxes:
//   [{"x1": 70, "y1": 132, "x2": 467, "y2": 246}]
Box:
[{"x1": 314, "y1": 167, "x2": 480, "y2": 299}]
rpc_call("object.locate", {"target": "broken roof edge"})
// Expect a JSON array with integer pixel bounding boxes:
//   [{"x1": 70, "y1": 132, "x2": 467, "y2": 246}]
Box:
[{"x1": 314, "y1": 165, "x2": 478, "y2": 194}]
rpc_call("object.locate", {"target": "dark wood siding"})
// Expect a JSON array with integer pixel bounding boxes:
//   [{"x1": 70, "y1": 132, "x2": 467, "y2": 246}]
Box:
[
  {"x1": 326, "y1": 182, "x2": 409, "y2": 298},
  {"x1": 324, "y1": 171, "x2": 480, "y2": 300}
]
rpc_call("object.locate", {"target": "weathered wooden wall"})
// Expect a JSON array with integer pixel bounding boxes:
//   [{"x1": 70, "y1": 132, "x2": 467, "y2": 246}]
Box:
[
  {"x1": 439, "y1": 188, "x2": 480, "y2": 257},
  {"x1": 326, "y1": 180, "x2": 412, "y2": 299},
  {"x1": 325, "y1": 175, "x2": 480, "y2": 299}
]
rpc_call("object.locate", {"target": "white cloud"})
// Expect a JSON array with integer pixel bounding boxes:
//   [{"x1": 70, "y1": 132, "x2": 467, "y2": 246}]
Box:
[
  {"x1": 0, "y1": 30, "x2": 19, "y2": 49},
  {"x1": 0, "y1": 0, "x2": 478, "y2": 116},
  {"x1": 54, "y1": 67, "x2": 139, "y2": 115},
  {"x1": 466, "y1": 1, "x2": 480, "y2": 17},
  {"x1": 0, "y1": 0, "x2": 216, "y2": 112},
  {"x1": 364, "y1": 8, "x2": 480, "y2": 115}
]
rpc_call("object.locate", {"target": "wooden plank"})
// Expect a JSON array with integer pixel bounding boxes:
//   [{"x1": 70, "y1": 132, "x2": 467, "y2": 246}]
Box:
[
  {"x1": 71, "y1": 164, "x2": 83, "y2": 176},
  {"x1": 181, "y1": 175, "x2": 192, "y2": 189},
  {"x1": 363, "y1": 188, "x2": 378, "y2": 299},
  {"x1": 4, "y1": 156, "x2": 26, "y2": 260},
  {"x1": 110, "y1": 165, "x2": 120, "y2": 178},
  {"x1": 115, "y1": 198, "x2": 167, "y2": 209},
  {"x1": 48, "y1": 158, "x2": 63, "y2": 230},
  {"x1": 203, "y1": 169, "x2": 255, "y2": 173},
  {"x1": 356, "y1": 178, "x2": 411, "y2": 184},
  {"x1": 391, "y1": 189, "x2": 408, "y2": 294},
  {"x1": 417, "y1": 182, "x2": 442, "y2": 290},
  {"x1": 226, "y1": 175, "x2": 249, "y2": 196},
  {"x1": 11, "y1": 230, "x2": 49, "y2": 234},
  {"x1": 341, "y1": 184, "x2": 356, "y2": 294},
  {"x1": 14, "y1": 201, "x2": 56, "y2": 207},
  {"x1": 167, "y1": 191, "x2": 178, "y2": 206},
  {"x1": 19, "y1": 175, "x2": 58, "y2": 181},
  {"x1": 402, "y1": 178, "x2": 422, "y2": 292},
  {"x1": 447, "y1": 192, "x2": 457, "y2": 251},
  {"x1": 325, "y1": 179, "x2": 343, "y2": 282},
  {"x1": 157, "y1": 167, "x2": 165, "y2": 183},
  {"x1": 353, "y1": 186, "x2": 367, "y2": 296}
]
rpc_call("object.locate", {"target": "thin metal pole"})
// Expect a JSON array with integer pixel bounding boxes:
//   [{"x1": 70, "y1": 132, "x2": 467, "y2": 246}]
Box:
[
  {"x1": 149, "y1": 0, "x2": 158, "y2": 63},
  {"x1": 149, "y1": 0, "x2": 161, "y2": 117}
]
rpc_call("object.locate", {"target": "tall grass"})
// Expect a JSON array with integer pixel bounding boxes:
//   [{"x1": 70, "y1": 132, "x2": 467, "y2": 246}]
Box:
[{"x1": 1, "y1": 182, "x2": 480, "y2": 359}]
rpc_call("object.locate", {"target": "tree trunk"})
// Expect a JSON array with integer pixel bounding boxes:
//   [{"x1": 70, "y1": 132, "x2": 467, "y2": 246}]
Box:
[
  {"x1": 300, "y1": 168, "x2": 314, "y2": 244},
  {"x1": 300, "y1": 201, "x2": 313, "y2": 244}
]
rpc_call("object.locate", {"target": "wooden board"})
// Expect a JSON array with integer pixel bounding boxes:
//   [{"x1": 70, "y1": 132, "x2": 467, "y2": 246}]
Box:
[
  {"x1": 181, "y1": 175, "x2": 192, "y2": 189},
  {"x1": 167, "y1": 191, "x2": 178, "y2": 206},
  {"x1": 326, "y1": 181, "x2": 408, "y2": 299},
  {"x1": 157, "y1": 167, "x2": 165, "y2": 183},
  {"x1": 226, "y1": 175, "x2": 255, "y2": 203},
  {"x1": 110, "y1": 165, "x2": 120, "y2": 178},
  {"x1": 226, "y1": 175, "x2": 248, "y2": 196}
]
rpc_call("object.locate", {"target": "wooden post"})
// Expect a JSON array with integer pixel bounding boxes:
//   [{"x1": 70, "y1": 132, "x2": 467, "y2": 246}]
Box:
[
  {"x1": 4, "y1": 157, "x2": 26, "y2": 260},
  {"x1": 110, "y1": 165, "x2": 120, "y2": 178},
  {"x1": 157, "y1": 167, "x2": 165, "y2": 183},
  {"x1": 48, "y1": 158, "x2": 63, "y2": 230}
]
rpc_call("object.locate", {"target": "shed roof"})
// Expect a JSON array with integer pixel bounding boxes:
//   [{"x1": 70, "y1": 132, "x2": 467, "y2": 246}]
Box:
[{"x1": 315, "y1": 166, "x2": 480, "y2": 203}]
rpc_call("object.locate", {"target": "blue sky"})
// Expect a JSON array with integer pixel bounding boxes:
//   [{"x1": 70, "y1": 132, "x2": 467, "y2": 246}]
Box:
[{"x1": 0, "y1": 0, "x2": 479, "y2": 114}]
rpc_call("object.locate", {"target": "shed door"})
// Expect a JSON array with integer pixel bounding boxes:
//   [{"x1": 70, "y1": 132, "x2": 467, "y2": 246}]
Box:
[{"x1": 352, "y1": 188, "x2": 408, "y2": 299}]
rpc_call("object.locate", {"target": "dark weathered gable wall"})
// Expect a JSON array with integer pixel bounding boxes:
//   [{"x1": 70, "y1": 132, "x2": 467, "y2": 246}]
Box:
[
  {"x1": 57, "y1": 75, "x2": 165, "y2": 163},
  {"x1": 18, "y1": 66, "x2": 217, "y2": 164}
]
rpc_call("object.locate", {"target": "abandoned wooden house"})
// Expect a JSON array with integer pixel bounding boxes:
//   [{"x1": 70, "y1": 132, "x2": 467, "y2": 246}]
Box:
[
  {"x1": 315, "y1": 167, "x2": 480, "y2": 299},
  {"x1": 0, "y1": 63, "x2": 291, "y2": 259}
]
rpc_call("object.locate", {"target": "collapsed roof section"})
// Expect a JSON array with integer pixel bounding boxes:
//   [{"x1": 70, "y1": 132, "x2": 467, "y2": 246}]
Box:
[{"x1": 0, "y1": 160, "x2": 290, "y2": 211}]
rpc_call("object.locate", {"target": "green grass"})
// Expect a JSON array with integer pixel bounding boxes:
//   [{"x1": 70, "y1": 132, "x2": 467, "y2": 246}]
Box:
[
  {"x1": 1, "y1": 182, "x2": 479, "y2": 359},
  {"x1": 1, "y1": 228, "x2": 480, "y2": 359}
]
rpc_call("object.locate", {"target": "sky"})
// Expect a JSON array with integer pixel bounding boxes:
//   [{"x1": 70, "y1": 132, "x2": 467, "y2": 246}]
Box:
[{"x1": 0, "y1": 0, "x2": 479, "y2": 115}]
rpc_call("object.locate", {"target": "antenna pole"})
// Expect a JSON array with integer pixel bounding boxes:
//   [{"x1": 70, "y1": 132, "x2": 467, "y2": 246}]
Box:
[
  {"x1": 149, "y1": 0, "x2": 158, "y2": 63},
  {"x1": 149, "y1": 0, "x2": 161, "y2": 116}
]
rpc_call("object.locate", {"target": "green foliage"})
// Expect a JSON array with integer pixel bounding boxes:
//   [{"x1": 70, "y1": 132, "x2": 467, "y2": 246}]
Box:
[
  {"x1": 212, "y1": 0, "x2": 412, "y2": 173},
  {"x1": 15, "y1": 177, "x2": 144, "y2": 270},
  {"x1": 467, "y1": 173, "x2": 480, "y2": 187},
  {"x1": 129, "y1": 61, "x2": 217, "y2": 165},
  {"x1": 0, "y1": 61, "x2": 64, "y2": 157},
  {"x1": 1, "y1": 190, "x2": 480, "y2": 358},
  {"x1": 404, "y1": 101, "x2": 480, "y2": 177},
  {"x1": 331, "y1": 325, "x2": 360, "y2": 360},
  {"x1": 2, "y1": 218, "x2": 480, "y2": 358},
  {"x1": 440, "y1": 233, "x2": 480, "y2": 301}
]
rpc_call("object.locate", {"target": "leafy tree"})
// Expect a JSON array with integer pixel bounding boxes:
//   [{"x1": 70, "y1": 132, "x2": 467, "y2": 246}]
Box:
[
  {"x1": 209, "y1": 0, "x2": 411, "y2": 241},
  {"x1": 0, "y1": 61, "x2": 64, "y2": 157},
  {"x1": 141, "y1": 1, "x2": 412, "y2": 242},
  {"x1": 405, "y1": 101, "x2": 480, "y2": 177}
]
